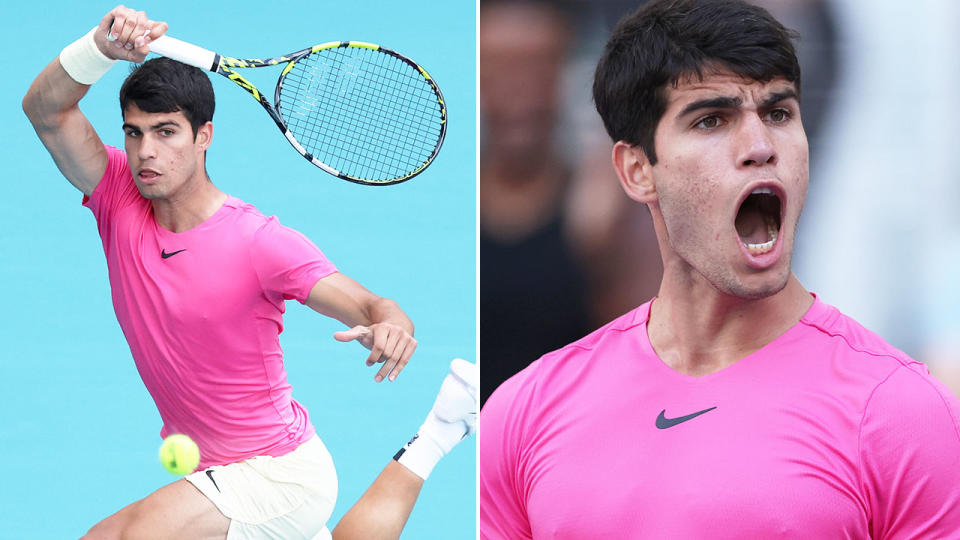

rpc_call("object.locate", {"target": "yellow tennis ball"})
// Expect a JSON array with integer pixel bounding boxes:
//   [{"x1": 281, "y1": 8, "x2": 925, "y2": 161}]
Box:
[{"x1": 159, "y1": 434, "x2": 200, "y2": 475}]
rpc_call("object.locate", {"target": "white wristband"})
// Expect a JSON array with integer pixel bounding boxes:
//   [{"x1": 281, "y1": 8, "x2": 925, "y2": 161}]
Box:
[{"x1": 59, "y1": 27, "x2": 117, "y2": 85}]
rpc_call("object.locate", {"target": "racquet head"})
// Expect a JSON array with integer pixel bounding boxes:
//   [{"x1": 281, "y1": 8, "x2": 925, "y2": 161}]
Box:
[{"x1": 273, "y1": 41, "x2": 447, "y2": 185}]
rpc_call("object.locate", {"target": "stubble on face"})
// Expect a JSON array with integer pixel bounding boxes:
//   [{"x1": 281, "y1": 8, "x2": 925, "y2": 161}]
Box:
[
  {"x1": 650, "y1": 71, "x2": 809, "y2": 301},
  {"x1": 122, "y1": 105, "x2": 203, "y2": 202}
]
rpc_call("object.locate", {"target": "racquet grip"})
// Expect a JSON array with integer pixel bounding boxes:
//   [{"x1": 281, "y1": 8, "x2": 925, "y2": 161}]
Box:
[{"x1": 149, "y1": 35, "x2": 218, "y2": 72}]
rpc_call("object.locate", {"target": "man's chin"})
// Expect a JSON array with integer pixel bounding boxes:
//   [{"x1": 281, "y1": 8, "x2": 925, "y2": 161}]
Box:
[
  {"x1": 135, "y1": 184, "x2": 163, "y2": 200},
  {"x1": 718, "y1": 266, "x2": 792, "y2": 301}
]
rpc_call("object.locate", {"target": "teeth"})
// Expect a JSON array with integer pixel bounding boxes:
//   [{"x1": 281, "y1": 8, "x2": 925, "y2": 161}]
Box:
[
  {"x1": 747, "y1": 237, "x2": 774, "y2": 255},
  {"x1": 746, "y1": 218, "x2": 779, "y2": 255},
  {"x1": 752, "y1": 187, "x2": 774, "y2": 195}
]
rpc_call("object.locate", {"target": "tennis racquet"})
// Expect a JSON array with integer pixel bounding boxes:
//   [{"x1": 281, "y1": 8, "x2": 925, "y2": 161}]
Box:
[{"x1": 127, "y1": 32, "x2": 446, "y2": 185}]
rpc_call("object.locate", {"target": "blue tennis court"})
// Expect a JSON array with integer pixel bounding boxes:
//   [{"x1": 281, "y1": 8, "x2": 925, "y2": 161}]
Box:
[{"x1": 0, "y1": 1, "x2": 475, "y2": 538}]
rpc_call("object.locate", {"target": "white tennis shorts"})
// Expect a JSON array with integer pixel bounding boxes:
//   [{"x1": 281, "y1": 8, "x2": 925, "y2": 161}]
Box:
[{"x1": 186, "y1": 435, "x2": 337, "y2": 540}]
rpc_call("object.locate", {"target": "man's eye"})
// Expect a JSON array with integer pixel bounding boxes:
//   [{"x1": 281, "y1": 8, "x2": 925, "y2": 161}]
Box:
[
  {"x1": 695, "y1": 115, "x2": 722, "y2": 129},
  {"x1": 768, "y1": 109, "x2": 791, "y2": 123},
  {"x1": 160, "y1": 129, "x2": 174, "y2": 136}
]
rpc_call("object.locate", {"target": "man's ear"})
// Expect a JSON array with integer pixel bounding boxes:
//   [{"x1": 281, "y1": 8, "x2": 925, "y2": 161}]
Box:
[
  {"x1": 195, "y1": 121, "x2": 213, "y2": 151},
  {"x1": 611, "y1": 141, "x2": 657, "y2": 203}
]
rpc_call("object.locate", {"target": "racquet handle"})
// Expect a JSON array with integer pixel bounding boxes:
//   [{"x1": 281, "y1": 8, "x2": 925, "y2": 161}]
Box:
[
  {"x1": 149, "y1": 35, "x2": 217, "y2": 72},
  {"x1": 106, "y1": 20, "x2": 217, "y2": 72}
]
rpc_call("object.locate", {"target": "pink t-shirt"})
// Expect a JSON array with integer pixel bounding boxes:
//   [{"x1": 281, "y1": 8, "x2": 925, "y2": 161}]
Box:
[
  {"x1": 480, "y1": 296, "x2": 960, "y2": 539},
  {"x1": 84, "y1": 145, "x2": 337, "y2": 469}
]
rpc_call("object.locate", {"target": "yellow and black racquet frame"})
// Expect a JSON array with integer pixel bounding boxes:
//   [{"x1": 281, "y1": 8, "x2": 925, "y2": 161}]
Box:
[{"x1": 149, "y1": 35, "x2": 447, "y2": 185}]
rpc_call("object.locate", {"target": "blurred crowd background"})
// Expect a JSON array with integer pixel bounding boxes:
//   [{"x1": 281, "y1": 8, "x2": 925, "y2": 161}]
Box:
[{"x1": 480, "y1": 0, "x2": 960, "y2": 403}]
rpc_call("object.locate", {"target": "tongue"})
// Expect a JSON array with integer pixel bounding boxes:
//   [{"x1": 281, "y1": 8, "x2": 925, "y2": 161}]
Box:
[{"x1": 735, "y1": 205, "x2": 769, "y2": 245}]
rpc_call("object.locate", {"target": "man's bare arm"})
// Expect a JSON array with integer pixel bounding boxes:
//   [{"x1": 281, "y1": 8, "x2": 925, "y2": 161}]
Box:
[
  {"x1": 21, "y1": 6, "x2": 167, "y2": 195},
  {"x1": 23, "y1": 57, "x2": 108, "y2": 196},
  {"x1": 306, "y1": 272, "x2": 417, "y2": 382}
]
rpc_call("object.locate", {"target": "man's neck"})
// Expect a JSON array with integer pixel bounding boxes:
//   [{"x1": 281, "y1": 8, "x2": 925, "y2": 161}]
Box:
[
  {"x1": 152, "y1": 176, "x2": 227, "y2": 233},
  {"x1": 647, "y1": 271, "x2": 813, "y2": 377}
]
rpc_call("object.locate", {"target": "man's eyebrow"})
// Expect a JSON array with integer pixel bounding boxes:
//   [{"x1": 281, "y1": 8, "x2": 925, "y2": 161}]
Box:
[
  {"x1": 678, "y1": 96, "x2": 743, "y2": 118},
  {"x1": 677, "y1": 89, "x2": 799, "y2": 118},
  {"x1": 122, "y1": 120, "x2": 181, "y2": 131},
  {"x1": 760, "y1": 89, "x2": 799, "y2": 108}
]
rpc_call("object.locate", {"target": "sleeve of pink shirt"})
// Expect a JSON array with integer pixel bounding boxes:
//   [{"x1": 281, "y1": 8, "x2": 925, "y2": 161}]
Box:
[
  {"x1": 859, "y1": 363, "x2": 960, "y2": 538},
  {"x1": 479, "y1": 361, "x2": 539, "y2": 540},
  {"x1": 82, "y1": 145, "x2": 143, "y2": 230},
  {"x1": 249, "y1": 217, "x2": 337, "y2": 304}
]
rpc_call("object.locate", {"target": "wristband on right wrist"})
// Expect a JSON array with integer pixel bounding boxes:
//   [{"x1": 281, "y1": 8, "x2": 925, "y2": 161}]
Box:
[{"x1": 59, "y1": 26, "x2": 117, "y2": 85}]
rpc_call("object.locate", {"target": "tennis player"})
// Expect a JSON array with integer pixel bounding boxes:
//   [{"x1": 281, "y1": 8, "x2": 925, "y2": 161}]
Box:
[
  {"x1": 479, "y1": 0, "x2": 960, "y2": 538},
  {"x1": 23, "y1": 5, "x2": 474, "y2": 540}
]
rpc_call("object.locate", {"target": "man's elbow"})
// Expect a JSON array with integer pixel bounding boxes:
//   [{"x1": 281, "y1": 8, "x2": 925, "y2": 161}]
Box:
[
  {"x1": 22, "y1": 91, "x2": 39, "y2": 123},
  {"x1": 22, "y1": 82, "x2": 70, "y2": 134},
  {"x1": 22, "y1": 90, "x2": 54, "y2": 132}
]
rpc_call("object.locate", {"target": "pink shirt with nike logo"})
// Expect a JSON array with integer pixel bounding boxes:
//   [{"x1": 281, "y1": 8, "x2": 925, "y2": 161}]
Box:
[
  {"x1": 480, "y1": 296, "x2": 960, "y2": 539},
  {"x1": 84, "y1": 145, "x2": 337, "y2": 469}
]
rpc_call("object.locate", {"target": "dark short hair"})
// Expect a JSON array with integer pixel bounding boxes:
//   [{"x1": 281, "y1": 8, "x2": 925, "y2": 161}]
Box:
[
  {"x1": 119, "y1": 57, "x2": 215, "y2": 138},
  {"x1": 593, "y1": 0, "x2": 801, "y2": 165}
]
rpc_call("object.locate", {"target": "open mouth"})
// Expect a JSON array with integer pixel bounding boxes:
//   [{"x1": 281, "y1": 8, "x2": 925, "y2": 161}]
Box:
[
  {"x1": 138, "y1": 169, "x2": 161, "y2": 182},
  {"x1": 735, "y1": 187, "x2": 781, "y2": 255}
]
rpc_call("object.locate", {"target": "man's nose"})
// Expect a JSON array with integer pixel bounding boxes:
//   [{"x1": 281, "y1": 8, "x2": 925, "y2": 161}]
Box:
[
  {"x1": 138, "y1": 134, "x2": 157, "y2": 160},
  {"x1": 736, "y1": 114, "x2": 776, "y2": 167}
]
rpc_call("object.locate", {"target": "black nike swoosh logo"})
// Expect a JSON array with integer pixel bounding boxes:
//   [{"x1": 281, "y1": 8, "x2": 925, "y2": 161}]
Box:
[
  {"x1": 206, "y1": 469, "x2": 220, "y2": 492},
  {"x1": 656, "y1": 406, "x2": 717, "y2": 429},
  {"x1": 161, "y1": 249, "x2": 186, "y2": 259}
]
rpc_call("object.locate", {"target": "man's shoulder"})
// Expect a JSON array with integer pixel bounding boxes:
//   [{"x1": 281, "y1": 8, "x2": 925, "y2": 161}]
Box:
[
  {"x1": 218, "y1": 197, "x2": 292, "y2": 240},
  {"x1": 795, "y1": 296, "x2": 960, "y2": 418},
  {"x1": 799, "y1": 295, "x2": 918, "y2": 370},
  {"x1": 483, "y1": 301, "x2": 654, "y2": 414},
  {"x1": 527, "y1": 299, "x2": 651, "y2": 374},
  {"x1": 221, "y1": 196, "x2": 266, "y2": 223},
  {"x1": 224, "y1": 200, "x2": 313, "y2": 240}
]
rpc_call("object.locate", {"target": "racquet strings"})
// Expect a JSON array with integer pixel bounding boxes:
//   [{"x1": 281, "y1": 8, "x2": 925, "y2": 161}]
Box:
[{"x1": 279, "y1": 47, "x2": 444, "y2": 182}]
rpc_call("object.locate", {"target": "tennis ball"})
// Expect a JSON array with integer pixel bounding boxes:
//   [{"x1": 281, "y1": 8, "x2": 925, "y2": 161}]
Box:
[{"x1": 159, "y1": 433, "x2": 200, "y2": 475}]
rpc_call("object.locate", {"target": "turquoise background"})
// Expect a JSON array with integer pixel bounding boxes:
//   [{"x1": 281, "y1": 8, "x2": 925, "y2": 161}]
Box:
[{"x1": 0, "y1": 1, "x2": 476, "y2": 538}]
